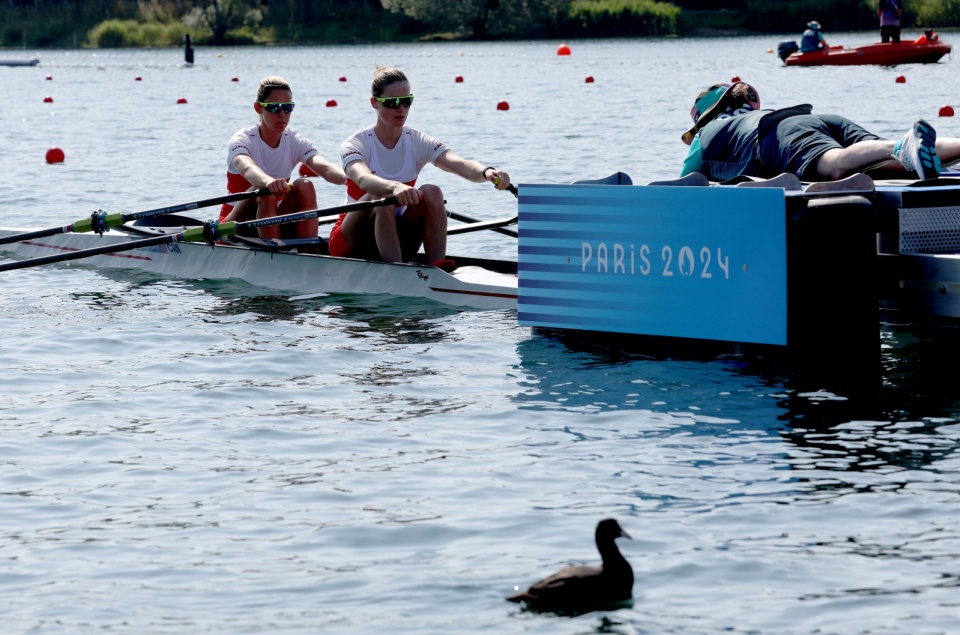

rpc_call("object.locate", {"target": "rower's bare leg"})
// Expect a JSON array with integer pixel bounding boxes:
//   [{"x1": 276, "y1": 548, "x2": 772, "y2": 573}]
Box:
[
  {"x1": 812, "y1": 140, "x2": 897, "y2": 181},
  {"x1": 418, "y1": 185, "x2": 447, "y2": 264},
  {"x1": 936, "y1": 138, "x2": 960, "y2": 166},
  {"x1": 289, "y1": 178, "x2": 319, "y2": 239},
  {"x1": 373, "y1": 205, "x2": 404, "y2": 263},
  {"x1": 256, "y1": 194, "x2": 282, "y2": 240}
]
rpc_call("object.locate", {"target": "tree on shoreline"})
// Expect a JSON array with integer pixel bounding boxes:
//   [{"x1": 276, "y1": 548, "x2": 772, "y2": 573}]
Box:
[{"x1": 183, "y1": 0, "x2": 259, "y2": 45}]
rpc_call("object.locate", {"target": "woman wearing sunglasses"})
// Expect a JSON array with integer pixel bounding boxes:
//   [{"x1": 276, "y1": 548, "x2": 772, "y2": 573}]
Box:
[
  {"x1": 330, "y1": 66, "x2": 512, "y2": 266},
  {"x1": 221, "y1": 75, "x2": 345, "y2": 239}
]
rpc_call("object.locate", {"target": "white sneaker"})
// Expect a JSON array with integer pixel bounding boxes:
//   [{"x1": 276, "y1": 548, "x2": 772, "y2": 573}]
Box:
[{"x1": 893, "y1": 119, "x2": 942, "y2": 180}]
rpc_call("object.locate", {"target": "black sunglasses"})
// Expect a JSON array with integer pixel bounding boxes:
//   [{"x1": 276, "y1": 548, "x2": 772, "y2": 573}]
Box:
[{"x1": 259, "y1": 102, "x2": 295, "y2": 114}]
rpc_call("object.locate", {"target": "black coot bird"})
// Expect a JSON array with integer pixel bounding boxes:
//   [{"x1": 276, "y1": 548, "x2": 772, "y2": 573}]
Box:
[{"x1": 506, "y1": 518, "x2": 633, "y2": 614}]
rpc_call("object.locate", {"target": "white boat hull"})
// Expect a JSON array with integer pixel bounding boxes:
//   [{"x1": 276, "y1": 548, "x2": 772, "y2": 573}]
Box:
[{"x1": 0, "y1": 228, "x2": 518, "y2": 310}]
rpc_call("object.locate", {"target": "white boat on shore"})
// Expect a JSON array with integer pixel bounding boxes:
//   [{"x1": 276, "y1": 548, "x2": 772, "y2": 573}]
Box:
[{"x1": 0, "y1": 223, "x2": 519, "y2": 311}]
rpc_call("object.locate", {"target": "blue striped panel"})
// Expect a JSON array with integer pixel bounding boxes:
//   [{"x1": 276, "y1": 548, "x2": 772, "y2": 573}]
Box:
[{"x1": 517, "y1": 183, "x2": 787, "y2": 345}]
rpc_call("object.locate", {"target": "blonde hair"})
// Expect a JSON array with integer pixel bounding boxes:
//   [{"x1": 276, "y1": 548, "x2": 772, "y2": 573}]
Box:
[
  {"x1": 371, "y1": 66, "x2": 408, "y2": 97},
  {"x1": 256, "y1": 76, "x2": 291, "y2": 102}
]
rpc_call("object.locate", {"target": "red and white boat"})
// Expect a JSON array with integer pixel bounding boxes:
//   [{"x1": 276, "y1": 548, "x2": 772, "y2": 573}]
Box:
[{"x1": 780, "y1": 32, "x2": 951, "y2": 67}]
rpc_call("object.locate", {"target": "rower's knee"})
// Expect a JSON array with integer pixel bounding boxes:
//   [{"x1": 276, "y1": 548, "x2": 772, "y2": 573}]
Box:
[
  {"x1": 418, "y1": 184, "x2": 444, "y2": 209},
  {"x1": 291, "y1": 179, "x2": 317, "y2": 210}
]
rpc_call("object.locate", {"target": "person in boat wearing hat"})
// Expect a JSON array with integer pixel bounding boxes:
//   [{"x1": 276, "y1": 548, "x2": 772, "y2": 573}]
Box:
[
  {"x1": 222, "y1": 76, "x2": 346, "y2": 240},
  {"x1": 680, "y1": 82, "x2": 960, "y2": 183},
  {"x1": 878, "y1": 0, "x2": 903, "y2": 44},
  {"x1": 331, "y1": 65, "x2": 512, "y2": 267},
  {"x1": 799, "y1": 21, "x2": 828, "y2": 53}
]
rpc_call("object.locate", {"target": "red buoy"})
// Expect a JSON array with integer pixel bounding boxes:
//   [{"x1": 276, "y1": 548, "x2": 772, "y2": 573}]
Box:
[
  {"x1": 896, "y1": 75, "x2": 906, "y2": 83},
  {"x1": 455, "y1": 75, "x2": 464, "y2": 83},
  {"x1": 45, "y1": 147, "x2": 65, "y2": 164},
  {"x1": 43, "y1": 96, "x2": 53, "y2": 103},
  {"x1": 177, "y1": 97, "x2": 188, "y2": 104},
  {"x1": 339, "y1": 76, "x2": 347, "y2": 82},
  {"x1": 45, "y1": 75, "x2": 52, "y2": 81},
  {"x1": 135, "y1": 76, "x2": 142, "y2": 81},
  {"x1": 731, "y1": 75, "x2": 741, "y2": 82},
  {"x1": 231, "y1": 77, "x2": 239, "y2": 82},
  {"x1": 497, "y1": 100, "x2": 510, "y2": 111},
  {"x1": 585, "y1": 75, "x2": 595, "y2": 83},
  {"x1": 299, "y1": 163, "x2": 318, "y2": 177},
  {"x1": 556, "y1": 43, "x2": 571, "y2": 56},
  {"x1": 326, "y1": 99, "x2": 337, "y2": 107},
  {"x1": 940, "y1": 105, "x2": 955, "y2": 117}
]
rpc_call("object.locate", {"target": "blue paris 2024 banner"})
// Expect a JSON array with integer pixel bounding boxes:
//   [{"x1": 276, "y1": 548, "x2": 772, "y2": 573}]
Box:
[{"x1": 517, "y1": 184, "x2": 788, "y2": 346}]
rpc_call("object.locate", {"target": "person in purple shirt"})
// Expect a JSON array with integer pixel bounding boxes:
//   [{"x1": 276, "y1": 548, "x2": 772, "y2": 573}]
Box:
[{"x1": 878, "y1": 0, "x2": 903, "y2": 43}]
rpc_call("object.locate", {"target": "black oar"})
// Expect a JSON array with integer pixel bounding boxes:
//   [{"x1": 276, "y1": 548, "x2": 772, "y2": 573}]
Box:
[
  {"x1": 447, "y1": 210, "x2": 517, "y2": 237},
  {"x1": 0, "y1": 188, "x2": 271, "y2": 247},
  {"x1": 447, "y1": 215, "x2": 518, "y2": 236},
  {"x1": 0, "y1": 197, "x2": 397, "y2": 273}
]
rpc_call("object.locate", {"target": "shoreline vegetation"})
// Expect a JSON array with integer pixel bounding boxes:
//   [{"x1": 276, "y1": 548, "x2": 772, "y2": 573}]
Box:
[{"x1": 2, "y1": 0, "x2": 959, "y2": 50}]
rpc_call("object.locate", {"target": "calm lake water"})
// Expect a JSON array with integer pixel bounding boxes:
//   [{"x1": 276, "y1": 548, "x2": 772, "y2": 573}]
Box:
[{"x1": 3, "y1": 34, "x2": 960, "y2": 634}]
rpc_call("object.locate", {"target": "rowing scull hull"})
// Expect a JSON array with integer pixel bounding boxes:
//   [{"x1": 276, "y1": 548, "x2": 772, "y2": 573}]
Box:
[{"x1": 0, "y1": 228, "x2": 518, "y2": 310}]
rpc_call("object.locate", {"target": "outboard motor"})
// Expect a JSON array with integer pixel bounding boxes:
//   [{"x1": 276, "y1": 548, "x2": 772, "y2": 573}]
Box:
[{"x1": 778, "y1": 40, "x2": 799, "y2": 62}]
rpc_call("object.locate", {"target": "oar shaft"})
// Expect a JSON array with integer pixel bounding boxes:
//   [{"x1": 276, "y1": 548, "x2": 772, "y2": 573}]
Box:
[
  {"x1": 235, "y1": 196, "x2": 398, "y2": 232},
  {"x1": 447, "y1": 210, "x2": 518, "y2": 237},
  {"x1": 0, "y1": 188, "x2": 270, "y2": 247},
  {"x1": 0, "y1": 234, "x2": 177, "y2": 272},
  {"x1": 447, "y1": 215, "x2": 518, "y2": 236},
  {"x1": 0, "y1": 196, "x2": 399, "y2": 273}
]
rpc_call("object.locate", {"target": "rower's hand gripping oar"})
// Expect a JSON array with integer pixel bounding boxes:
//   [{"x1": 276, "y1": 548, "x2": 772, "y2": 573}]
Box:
[
  {"x1": 0, "y1": 196, "x2": 397, "y2": 273},
  {"x1": 0, "y1": 188, "x2": 271, "y2": 247}
]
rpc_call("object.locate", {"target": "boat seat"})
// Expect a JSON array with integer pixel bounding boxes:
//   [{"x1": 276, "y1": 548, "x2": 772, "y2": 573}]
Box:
[
  {"x1": 572, "y1": 172, "x2": 633, "y2": 186},
  {"x1": 735, "y1": 173, "x2": 802, "y2": 190},
  {"x1": 804, "y1": 173, "x2": 874, "y2": 194},
  {"x1": 646, "y1": 173, "x2": 709, "y2": 187}
]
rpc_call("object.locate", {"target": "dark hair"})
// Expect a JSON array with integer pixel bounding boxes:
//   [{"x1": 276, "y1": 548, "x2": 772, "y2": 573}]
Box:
[
  {"x1": 257, "y1": 76, "x2": 291, "y2": 102},
  {"x1": 371, "y1": 66, "x2": 408, "y2": 97}
]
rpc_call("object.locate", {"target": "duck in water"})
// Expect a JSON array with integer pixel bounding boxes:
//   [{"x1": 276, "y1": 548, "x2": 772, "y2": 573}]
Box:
[{"x1": 506, "y1": 518, "x2": 633, "y2": 614}]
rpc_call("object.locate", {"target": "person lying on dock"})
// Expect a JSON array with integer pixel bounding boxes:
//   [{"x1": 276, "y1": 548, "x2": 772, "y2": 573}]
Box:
[
  {"x1": 680, "y1": 82, "x2": 960, "y2": 183},
  {"x1": 221, "y1": 76, "x2": 346, "y2": 240},
  {"x1": 331, "y1": 65, "x2": 512, "y2": 267}
]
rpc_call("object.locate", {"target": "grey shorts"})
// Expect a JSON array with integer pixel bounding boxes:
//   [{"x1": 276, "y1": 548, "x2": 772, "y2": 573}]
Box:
[{"x1": 759, "y1": 114, "x2": 881, "y2": 179}]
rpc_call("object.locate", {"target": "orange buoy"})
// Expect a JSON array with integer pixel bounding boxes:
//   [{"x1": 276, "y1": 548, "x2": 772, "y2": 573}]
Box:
[
  {"x1": 176, "y1": 97, "x2": 188, "y2": 104},
  {"x1": 339, "y1": 76, "x2": 347, "y2": 82},
  {"x1": 731, "y1": 75, "x2": 741, "y2": 82},
  {"x1": 585, "y1": 75, "x2": 595, "y2": 83},
  {"x1": 231, "y1": 77, "x2": 239, "y2": 82},
  {"x1": 326, "y1": 99, "x2": 337, "y2": 107},
  {"x1": 556, "y1": 43, "x2": 571, "y2": 56},
  {"x1": 497, "y1": 100, "x2": 510, "y2": 111},
  {"x1": 455, "y1": 75, "x2": 464, "y2": 83},
  {"x1": 45, "y1": 147, "x2": 65, "y2": 164},
  {"x1": 299, "y1": 163, "x2": 318, "y2": 177},
  {"x1": 896, "y1": 75, "x2": 906, "y2": 83},
  {"x1": 135, "y1": 76, "x2": 142, "y2": 81},
  {"x1": 940, "y1": 105, "x2": 955, "y2": 117},
  {"x1": 43, "y1": 96, "x2": 53, "y2": 103}
]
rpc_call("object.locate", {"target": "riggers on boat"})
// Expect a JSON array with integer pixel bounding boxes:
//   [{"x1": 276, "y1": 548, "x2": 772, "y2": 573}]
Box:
[
  {"x1": 516, "y1": 171, "x2": 960, "y2": 374},
  {"x1": 778, "y1": 32, "x2": 951, "y2": 66}
]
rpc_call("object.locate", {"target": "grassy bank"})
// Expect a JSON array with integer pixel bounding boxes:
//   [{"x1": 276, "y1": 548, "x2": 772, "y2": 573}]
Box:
[{"x1": 3, "y1": 0, "x2": 960, "y2": 49}]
